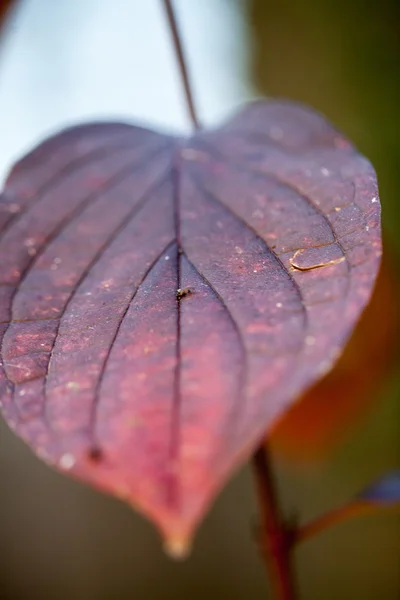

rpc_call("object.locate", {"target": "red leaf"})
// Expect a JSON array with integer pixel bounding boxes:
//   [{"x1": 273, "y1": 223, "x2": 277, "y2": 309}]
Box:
[
  {"x1": 0, "y1": 0, "x2": 16, "y2": 43},
  {"x1": 0, "y1": 101, "x2": 382, "y2": 552},
  {"x1": 269, "y1": 257, "x2": 398, "y2": 461},
  {"x1": 0, "y1": 0, "x2": 14, "y2": 29}
]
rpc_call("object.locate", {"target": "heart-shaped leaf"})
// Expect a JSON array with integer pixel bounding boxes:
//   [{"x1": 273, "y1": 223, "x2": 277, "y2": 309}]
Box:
[{"x1": 0, "y1": 101, "x2": 381, "y2": 551}]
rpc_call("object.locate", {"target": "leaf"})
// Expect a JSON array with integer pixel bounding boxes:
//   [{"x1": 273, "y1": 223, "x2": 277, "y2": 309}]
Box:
[
  {"x1": 270, "y1": 256, "x2": 398, "y2": 461},
  {"x1": 358, "y1": 472, "x2": 400, "y2": 505},
  {"x1": 0, "y1": 100, "x2": 382, "y2": 552},
  {"x1": 0, "y1": 0, "x2": 15, "y2": 32}
]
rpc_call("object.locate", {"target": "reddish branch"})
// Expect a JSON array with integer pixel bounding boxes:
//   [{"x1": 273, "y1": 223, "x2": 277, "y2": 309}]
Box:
[
  {"x1": 162, "y1": 0, "x2": 201, "y2": 131},
  {"x1": 252, "y1": 445, "x2": 297, "y2": 600}
]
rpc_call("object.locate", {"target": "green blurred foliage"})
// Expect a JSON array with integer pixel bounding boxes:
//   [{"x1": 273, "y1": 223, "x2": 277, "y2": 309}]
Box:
[
  {"x1": 250, "y1": 1, "x2": 400, "y2": 598},
  {"x1": 249, "y1": 0, "x2": 400, "y2": 253}
]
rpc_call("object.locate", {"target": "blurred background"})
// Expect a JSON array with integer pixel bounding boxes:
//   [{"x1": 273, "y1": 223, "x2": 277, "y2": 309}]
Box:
[{"x1": 0, "y1": 0, "x2": 398, "y2": 598}]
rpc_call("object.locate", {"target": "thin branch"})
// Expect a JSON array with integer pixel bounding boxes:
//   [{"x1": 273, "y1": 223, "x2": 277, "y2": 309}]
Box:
[
  {"x1": 295, "y1": 501, "x2": 398, "y2": 545},
  {"x1": 162, "y1": 0, "x2": 201, "y2": 131},
  {"x1": 252, "y1": 444, "x2": 297, "y2": 600}
]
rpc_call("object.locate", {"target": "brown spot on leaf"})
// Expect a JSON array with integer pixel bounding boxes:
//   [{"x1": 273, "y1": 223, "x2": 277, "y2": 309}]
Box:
[
  {"x1": 88, "y1": 446, "x2": 103, "y2": 462},
  {"x1": 290, "y1": 245, "x2": 346, "y2": 271}
]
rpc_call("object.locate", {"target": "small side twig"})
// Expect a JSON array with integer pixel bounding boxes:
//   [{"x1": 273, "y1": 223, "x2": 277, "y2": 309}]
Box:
[
  {"x1": 162, "y1": 0, "x2": 201, "y2": 131},
  {"x1": 295, "y1": 501, "x2": 398, "y2": 545},
  {"x1": 252, "y1": 444, "x2": 297, "y2": 600}
]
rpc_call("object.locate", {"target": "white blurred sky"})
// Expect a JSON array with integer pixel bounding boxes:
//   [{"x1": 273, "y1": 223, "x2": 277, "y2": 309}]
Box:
[{"x1": 0, "y1": 0, "x2": 254, "y2": 182}]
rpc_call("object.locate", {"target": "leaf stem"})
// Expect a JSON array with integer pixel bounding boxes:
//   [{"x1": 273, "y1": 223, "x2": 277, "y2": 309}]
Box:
[
  {"x1": 162, "y1": 0, "x2": 201, "y2": 131},
  {"x1": 252, "y1": 444, "x2": 297, "y2": 600}
]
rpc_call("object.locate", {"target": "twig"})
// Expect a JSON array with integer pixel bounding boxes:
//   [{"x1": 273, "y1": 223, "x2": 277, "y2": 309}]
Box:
[
  {"x1": 295, "y1": 501, "x2": 397, "y2": 545},
  {"x1": 252, "y1": 444, "x2": 297, "y2": 600},
  {"x1": 162, "y1": 0, "x2": 201, "y2": 131}
]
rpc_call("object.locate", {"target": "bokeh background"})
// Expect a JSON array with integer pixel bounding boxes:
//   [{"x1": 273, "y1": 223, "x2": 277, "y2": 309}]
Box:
[{"x1": 0, "y1": 1, "x2": 399, "y2": 599}]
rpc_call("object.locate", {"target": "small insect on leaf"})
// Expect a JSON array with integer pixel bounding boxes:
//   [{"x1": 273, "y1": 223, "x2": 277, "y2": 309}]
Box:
[
  {"x1": 0, "y1": 100, "x2": 382, "y2": 550},
  {"x1": 176, "y1": 286, "x2": 194, "y2": 300}
]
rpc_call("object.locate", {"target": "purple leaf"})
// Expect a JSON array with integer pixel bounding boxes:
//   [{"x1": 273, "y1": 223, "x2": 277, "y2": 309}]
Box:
[{"x1": 0, "y1": 100, "x2": 382, "y2": 549}]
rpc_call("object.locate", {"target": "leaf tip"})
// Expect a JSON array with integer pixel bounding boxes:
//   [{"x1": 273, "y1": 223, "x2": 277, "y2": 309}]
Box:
[{"x1": 163, "y1": 536, "x2": 192, "y2": 561}]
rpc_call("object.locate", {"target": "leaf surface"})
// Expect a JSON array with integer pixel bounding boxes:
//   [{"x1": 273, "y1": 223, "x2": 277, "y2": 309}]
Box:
[
  {"x1": 0, "y1": 101, "x2": 382, "y2": 549},
  {"x1": 270, "y1": 258, "x2": 397, "y2": 461}
]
